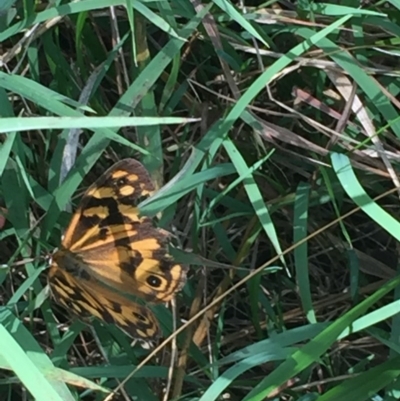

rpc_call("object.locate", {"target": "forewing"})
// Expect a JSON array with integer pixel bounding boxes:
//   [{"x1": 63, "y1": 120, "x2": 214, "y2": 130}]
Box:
[{"x1": 62, "y1": 158, "x2": 154, "y2": 249}]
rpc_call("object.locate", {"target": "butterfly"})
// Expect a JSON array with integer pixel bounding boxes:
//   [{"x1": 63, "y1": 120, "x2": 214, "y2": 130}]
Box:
[{"x1": 48, "y1": 158, "x2": 187, "y2": 340}]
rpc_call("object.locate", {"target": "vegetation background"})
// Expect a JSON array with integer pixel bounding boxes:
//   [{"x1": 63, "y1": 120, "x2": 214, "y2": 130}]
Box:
[{"x1": 1, "y1": 0, "x2": 400, "y2": 400}]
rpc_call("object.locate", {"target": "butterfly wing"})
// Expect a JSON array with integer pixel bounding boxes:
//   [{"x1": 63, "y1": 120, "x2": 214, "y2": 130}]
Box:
[
  {"x1": 48, "y1": 256, "x2": 161, "y2": 340},
  {"x1": 60, "y1": 158, "x2": 186, "y2": 302}
]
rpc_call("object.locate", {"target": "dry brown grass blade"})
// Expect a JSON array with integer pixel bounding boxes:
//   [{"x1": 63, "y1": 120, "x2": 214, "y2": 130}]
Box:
[
  {"x1": 191, "y1": 214, "x2": 260, "y2": 347},
  {"x1": 326, "y1": 70, "x2": 400, "y2": 198},
  {"x1": 170, "y1": 271, "x2": 206, "y2": 399}
]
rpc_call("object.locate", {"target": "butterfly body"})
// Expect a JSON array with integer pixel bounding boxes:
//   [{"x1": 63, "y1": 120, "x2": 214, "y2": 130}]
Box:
[{"x1": 48, "y1": 159, "x2": 187, "y2": 340}]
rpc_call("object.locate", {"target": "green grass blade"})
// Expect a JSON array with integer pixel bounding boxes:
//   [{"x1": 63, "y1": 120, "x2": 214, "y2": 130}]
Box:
[
  {"x1": 242, "y1": 275, "x2": 400, "y2": 401},
  {"x1": 293, "y1": 182, "x2": 316, "y2": 323},
  {"x1": 331, "y1": 153, "x2": 400, "y2": 241},
  {"x1": 0, "y1": 309, "x2": 75, "y2": 401}
]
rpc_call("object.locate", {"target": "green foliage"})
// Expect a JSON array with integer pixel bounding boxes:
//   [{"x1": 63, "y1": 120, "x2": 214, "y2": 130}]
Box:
[{"x1": 1, "y1": 0, "x2": 400, "y2": 400}]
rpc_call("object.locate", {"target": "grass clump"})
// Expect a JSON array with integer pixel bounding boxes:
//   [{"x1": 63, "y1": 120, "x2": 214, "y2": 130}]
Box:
[{"x1": 1, "y1": 1, "x2": 400, "y2": 400}]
